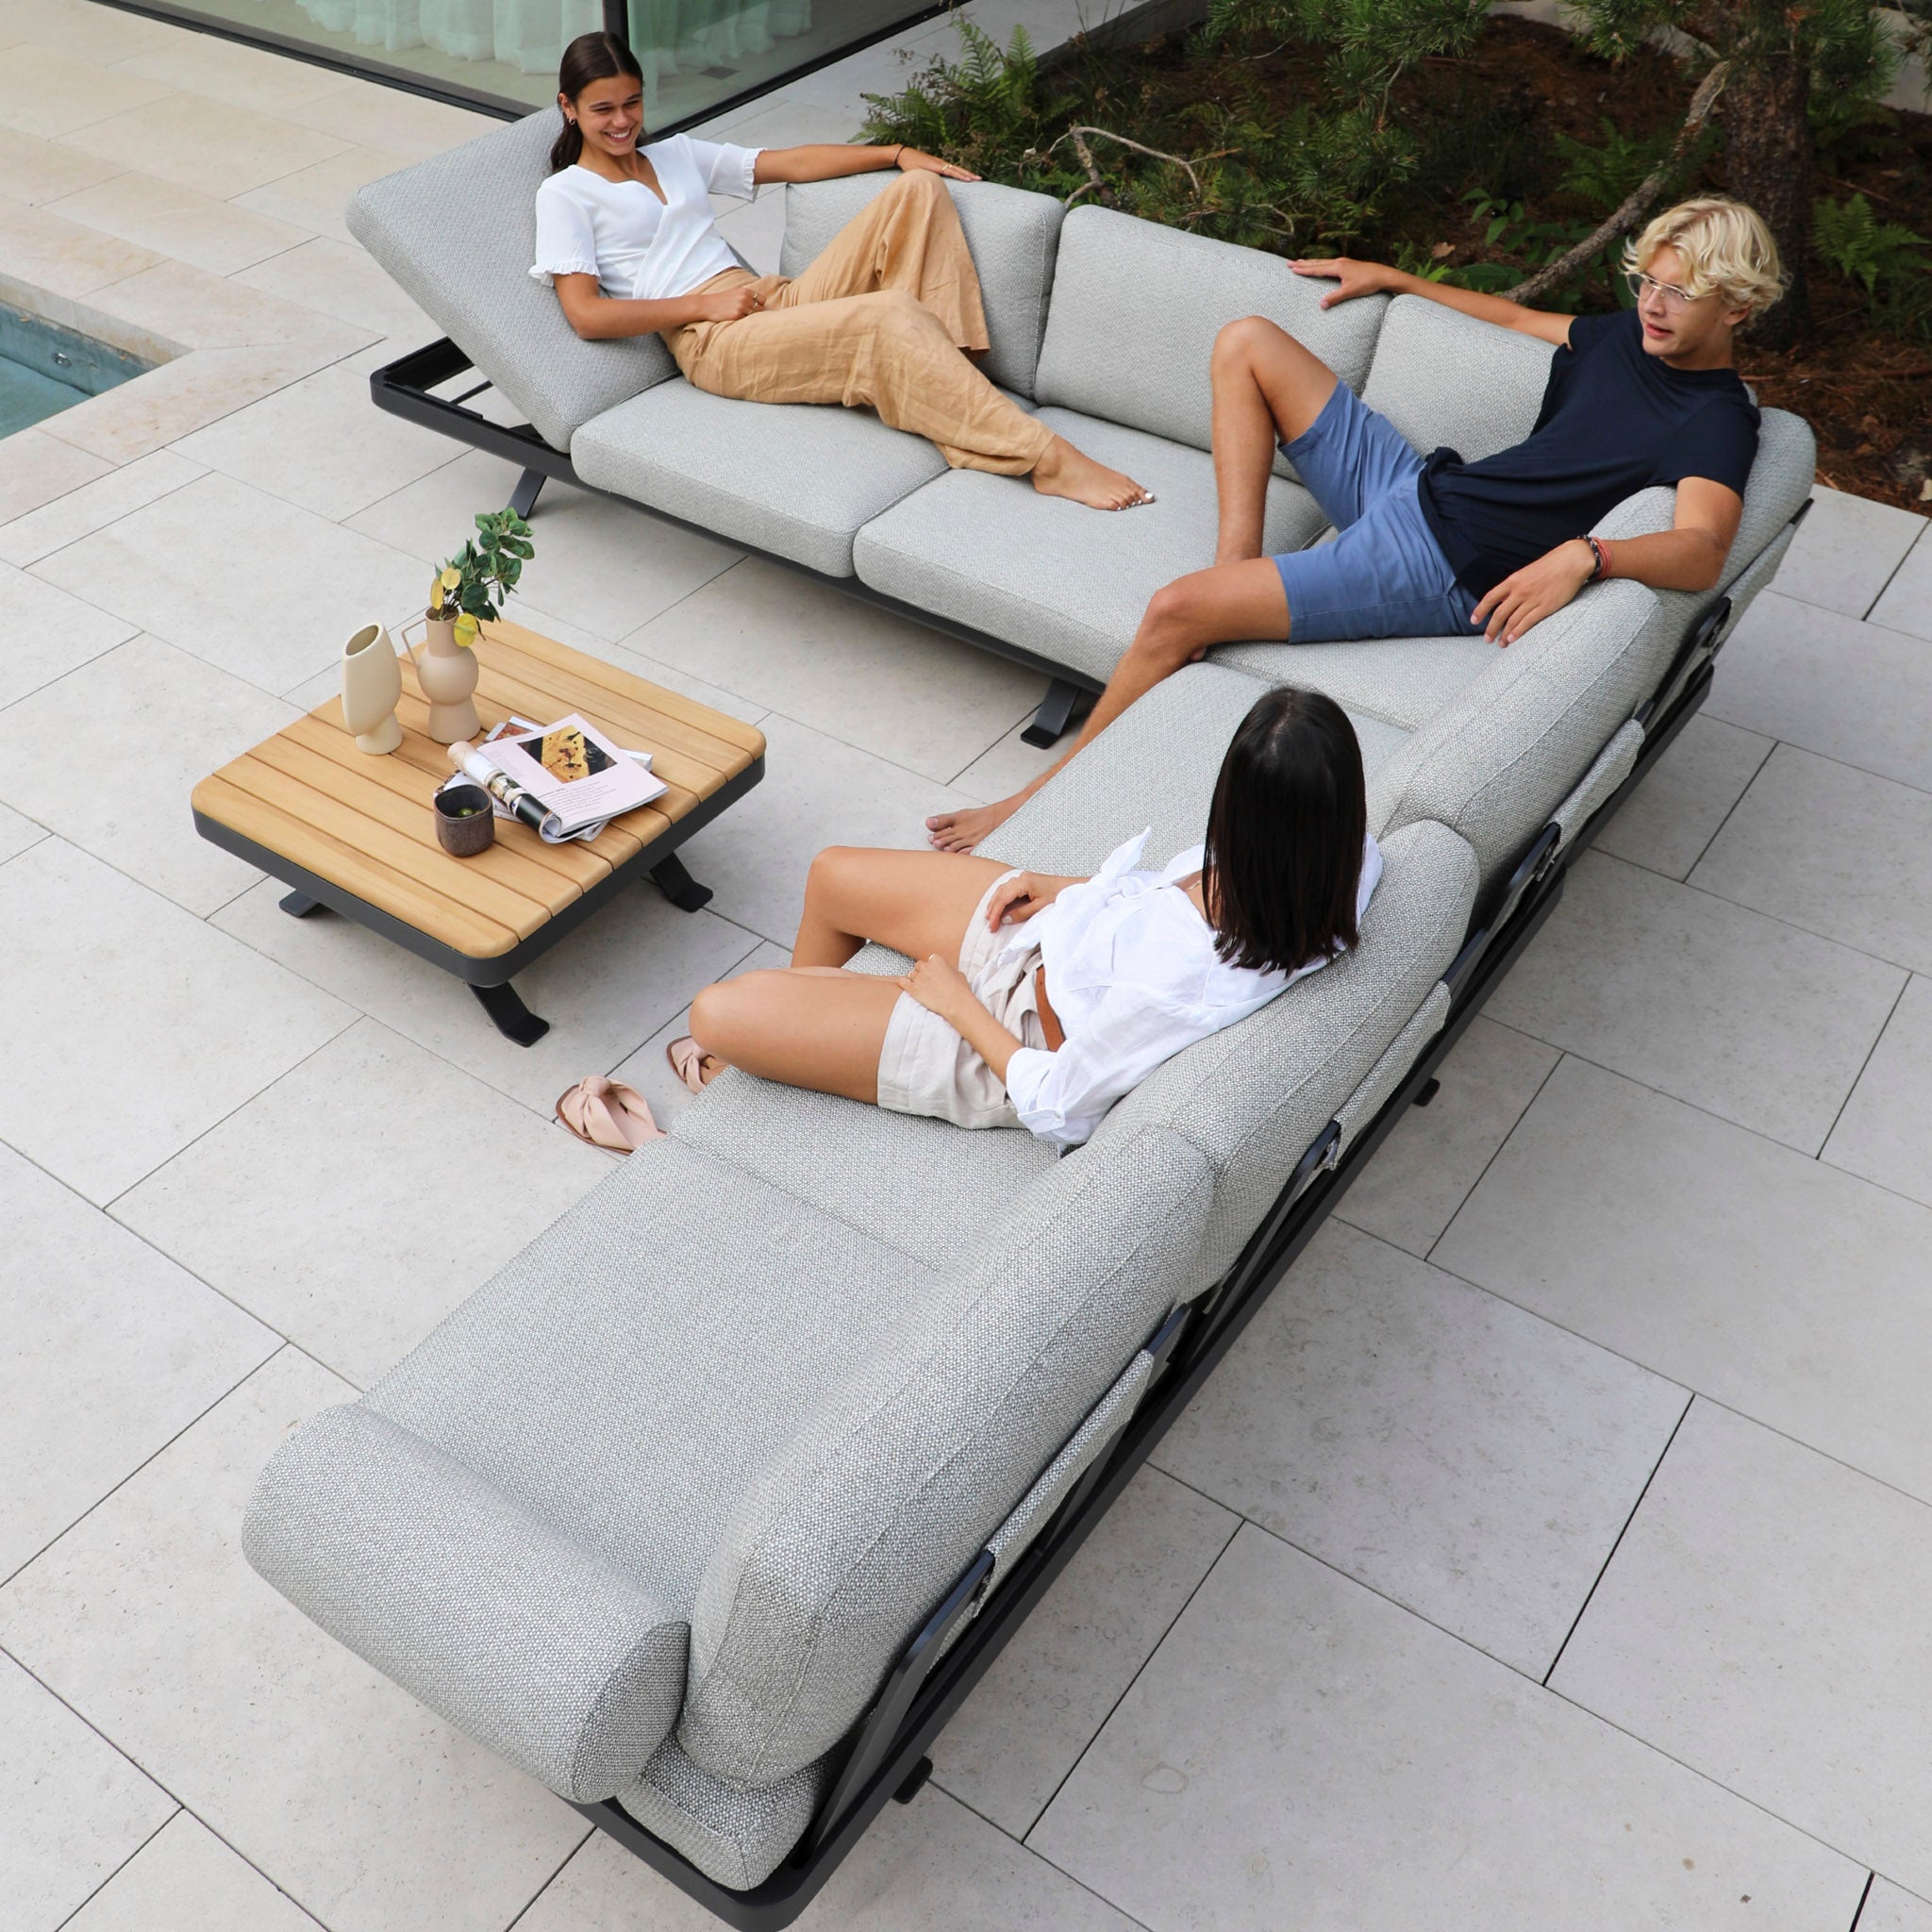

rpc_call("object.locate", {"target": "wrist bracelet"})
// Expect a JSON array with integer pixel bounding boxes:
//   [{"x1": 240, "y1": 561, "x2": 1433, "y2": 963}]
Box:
[{"x1": 1578, "y1": 534, "x2": 1607, "y2": 581}]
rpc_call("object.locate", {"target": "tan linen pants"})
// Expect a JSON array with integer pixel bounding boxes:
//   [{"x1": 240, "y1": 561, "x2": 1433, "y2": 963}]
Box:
[{"x1": 664, "y1": 170, "x2": 1055, "y2": 475}]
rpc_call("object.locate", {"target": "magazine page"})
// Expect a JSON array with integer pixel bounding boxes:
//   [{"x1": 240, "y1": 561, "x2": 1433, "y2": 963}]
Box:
[{"x1": 487, "y1": 713, "x2": 666, "y2": 830}]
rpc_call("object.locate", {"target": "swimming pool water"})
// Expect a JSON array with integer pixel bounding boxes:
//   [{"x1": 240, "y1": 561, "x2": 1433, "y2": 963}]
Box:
[{"x1": 0, "y1": 306, "x2": 153, "y2": 438}]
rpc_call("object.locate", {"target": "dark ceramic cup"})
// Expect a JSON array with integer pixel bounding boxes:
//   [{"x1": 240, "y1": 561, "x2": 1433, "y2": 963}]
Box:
[{"x1": 434, "y1": 783, "x2": 495, "y2": 858}]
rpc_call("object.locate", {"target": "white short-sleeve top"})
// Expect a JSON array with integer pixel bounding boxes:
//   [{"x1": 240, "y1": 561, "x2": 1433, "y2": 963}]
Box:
[
  {"x1": 529, "y1": 135, "x2": 761, "y2": 305},
  {"x1": 999, "y1": 828, "x2": 1384, "y2": 1150}
]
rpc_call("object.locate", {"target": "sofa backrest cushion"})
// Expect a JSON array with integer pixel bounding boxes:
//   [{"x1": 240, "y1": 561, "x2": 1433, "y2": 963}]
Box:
[
  {"x1": 678, "y1": 1125, "x2": 1212, "y2": 1787},
  {"x1": 1084, "y1": 817, "x2": 1476, "y2": 1285},
  {"x1": 348, "y1": 109, "x2": 679, "y2": 452},
  {"x1": 1359, "y1": 295, "x2": 1555, "y2": 464},
  {"x1": 1033, "y1": 205, "x2": 1387, "y2": 452},
  {"x1": 781, "y1": 175, "x2": 1064, "y2": 396}
]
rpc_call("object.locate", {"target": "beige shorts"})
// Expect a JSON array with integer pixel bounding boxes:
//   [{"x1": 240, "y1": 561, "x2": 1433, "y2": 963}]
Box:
[{"x1": 876, "y1": 870, "x2": 1048, "y2": 1131}]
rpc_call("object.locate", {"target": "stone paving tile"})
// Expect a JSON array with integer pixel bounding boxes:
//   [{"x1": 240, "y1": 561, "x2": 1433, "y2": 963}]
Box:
[
  {"x1": 517, "y1": 1786, "x2": 1140, "y2": 1932},
  {"x1": 1707, "y1": 590, "x2": 1932, "y2": 795},
  {"x1": 36, "y1": 470, "x2": 428, "y2": 693},
  {"x1": 0, "y1": 447, "x2": 205, "y2": 568},
  {"x1": 172, "y1": 360, "x2": 460, "y2": 521},
  {"x1": 213, "y1": 873, "x2": 766, "y2": 1116},
  {"x1": 111, "y1": 29, "x2": 355, "y2": 110},
  {"x1": 0, "y1": 42, "x2": 173, "y2": 139},
  {"x1": 43, "y1": 170, "x2": 308, "y2": 277},
  {"x1": 0, "y1": 798, "x2": 44, "y2": 864},
  {"x1": 1437, "y1": 1057, "x2": 1932, "y2": 1507},
  {"x1": 1865, "y1": 1881, "x2": 1932, "y2": 1932},
  {"x1": 620, "y1": 558, "x2": 1043, "y2": 783},
  {"x1": 933, "y1": 1465, "x2": 1238, "y2": 1837},
  {"x1": 0, "y1": 125, "x2": 125, "y2": 205},
  {"x1": 1340, "y1": 1013, "x2": 1558, "y2": 1256},
  {"x1": 1870, "y1": 527, "x2": 1932, "y2": 641},
  {"x1": 948, "y1": 707, "x2": 1067, "y2": 800},
  {"x1": 1772, "y1": 483, "x2": 1925, "y2": 620},
  {"x1": 114, "y1": 1018, "x2": 615, "y2": 1387},
  {"x1": 1555, "y1": 1400, "x2": 1932, "y2": 1903},
  {"x1": 57, "y1": 92, "x2": 352, "y2": 196},
  {"x1": 1824, "y1": 974, "x2": 1932, "y2": 1209},
  {"x1": 0, "y1": 0, "x2": 184, "y2": 59},
  {"x1": 0, "y1": 558, "x2": 136, "y2": 708},
  {"x1": 0, "y1": 1140, "x2": 276, "y2": 1582},
  {"x1": 1157, "y1": 1222, "x2": 1686, "y2": 1675},
  {"x1": 0, "y1": 1349, "x2": 591, "y2": 1932},
  {"x1": 1031, "y1": 1524, "x2": 1865, "y2": 1932},
  {"x1": 1486, "y1": 848, "x2": 1903, "y2": 1153},
  {"x1": 228, "y1": 143, "x2": 410, "y2": 247},
  {"x1": 235, "y1": 235, "x2": 441, "y2": 341},
  {"x1": 0, "y1": 194, "x2": 164, "y2": 296},
  {"x1": 1591, "y1": 711, "x2": 1774, "y2": 881},
  {"x1": 61, "y1": 1810, "x2": 325, "y2": 1932},
  {"x1": 78, "y1": 257, "x2": 361, "y2": 354},
  {"x1": 0, "y1": 636, "x2": 293, "y2": 915},
  {"x1": 0, "y1": 839, "x2": 354, "y2": 1204},
  {"x1": 280, "y1": 78, "x2": 501, "y2": 158},
  {"x1": 0, "y1": 1652, "x2": 175, "y2": 1932},
  {"x1": 1693, "y1": 744, "x2": 1932, "y2": 975},
  {"x1": 0, "y1": 425, "x2": 112, "y2": 523}
]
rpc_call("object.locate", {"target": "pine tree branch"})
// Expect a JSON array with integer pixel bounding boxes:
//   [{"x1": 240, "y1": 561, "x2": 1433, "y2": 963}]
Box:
[
  {"x1": 1047, "y1": 125, "x2": 1208, "y2": 200},
  {"x1": 1501, "y1": 58, "x2": 1730, "y2": 304}
]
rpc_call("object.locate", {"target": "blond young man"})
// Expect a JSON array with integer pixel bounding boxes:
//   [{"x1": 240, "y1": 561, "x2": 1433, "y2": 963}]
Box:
[{"x1": 930, "y1": 197, "x2": 1785, "y2": 855}]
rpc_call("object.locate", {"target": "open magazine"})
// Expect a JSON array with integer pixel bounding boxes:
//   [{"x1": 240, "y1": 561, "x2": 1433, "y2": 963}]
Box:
[{"x1": 440, "y1": 713, "x2": 667, "y2": 844}]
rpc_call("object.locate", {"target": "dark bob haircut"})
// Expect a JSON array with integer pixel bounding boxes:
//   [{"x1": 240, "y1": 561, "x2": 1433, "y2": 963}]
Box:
[
  {"x1": 1203, "y1": 686, "x2": 1368, "y2": 976},
  {"x1": 550, "y1": 32, "x2": 644, "y2": 174}
]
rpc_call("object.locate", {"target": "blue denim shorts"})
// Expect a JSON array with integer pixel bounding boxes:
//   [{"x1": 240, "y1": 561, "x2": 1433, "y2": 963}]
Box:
[{"x1": 1274, "y1": 381, "x2": 1480, "y2": 644}]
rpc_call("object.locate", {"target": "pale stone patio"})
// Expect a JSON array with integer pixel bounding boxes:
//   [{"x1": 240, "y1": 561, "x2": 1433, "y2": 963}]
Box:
[{"x1": 5, "y1": 5, "x2": 1932, "y2": 1927}]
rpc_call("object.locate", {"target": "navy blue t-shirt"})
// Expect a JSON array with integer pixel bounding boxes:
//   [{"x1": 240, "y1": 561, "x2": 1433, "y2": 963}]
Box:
[{"x1": 1415, "y1": 308, "x2": 1759, "y2": 600}]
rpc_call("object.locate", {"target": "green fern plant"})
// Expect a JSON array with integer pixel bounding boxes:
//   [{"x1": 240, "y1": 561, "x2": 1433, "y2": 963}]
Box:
[{"x1": 1813, "y1": 192, "x2": 1930, "y2": 296}]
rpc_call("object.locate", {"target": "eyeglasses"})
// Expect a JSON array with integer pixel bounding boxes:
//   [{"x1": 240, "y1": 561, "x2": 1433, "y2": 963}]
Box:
[{"x1": 1626, "y1": 270, "x2": 1705, "y2": 309}]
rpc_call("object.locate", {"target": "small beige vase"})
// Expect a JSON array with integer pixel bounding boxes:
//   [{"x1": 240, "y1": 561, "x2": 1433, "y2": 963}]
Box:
[
  {"x1": 340, "y1": 622, "x2": 402, "y2": 755},
  {"x1": 418, "y1": 614, "x2": 481, "y2": 743}
]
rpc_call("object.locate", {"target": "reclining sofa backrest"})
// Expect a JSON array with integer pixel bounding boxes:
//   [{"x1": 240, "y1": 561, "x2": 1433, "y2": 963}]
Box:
[
  {"x1": 350, "y1": 108, "x2": 681, "y2": 453},
  {"x1": 780, "y1": 175, "x2": 1066, "y2": 396},
  {"x1": 1032, "y1": 204, "x2": 1388, "y2": 455}
]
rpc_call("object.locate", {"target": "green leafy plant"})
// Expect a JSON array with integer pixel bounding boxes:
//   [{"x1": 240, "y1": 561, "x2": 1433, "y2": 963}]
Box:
[
  {"x1": 1813, "y1": 192, "x2": 1930, "y2": 294},
  {"x1": 428, "y1": 509, "x2": 535, "y2": 648}
]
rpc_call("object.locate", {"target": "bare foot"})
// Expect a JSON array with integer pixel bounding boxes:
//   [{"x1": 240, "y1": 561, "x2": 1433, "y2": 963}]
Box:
[
  {"x1": 1032, "y1": 437, "x2": 1155, "y2": 511},
  {"x1": 925, "y1": 791, "x2": 1025, "y2": 853}
]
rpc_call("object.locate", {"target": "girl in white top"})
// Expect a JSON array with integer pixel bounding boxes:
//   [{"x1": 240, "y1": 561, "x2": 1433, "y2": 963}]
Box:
[
  {"x1": 529, "y1": 32, "x2": 1153, "y2": 510},
  {"x1": 672, "y1": 687, "x2": 1382, "y2": 1151}
]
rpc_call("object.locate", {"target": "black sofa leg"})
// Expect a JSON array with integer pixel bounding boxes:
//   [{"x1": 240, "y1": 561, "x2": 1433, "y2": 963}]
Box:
[
  {"x1": 650, "y1": 852, "x2": 713, "y2": 913},
  {"x1": 508, "y1": 468, "x2": 545, "y2": 519},
  {"x1": 1021, "y1": 678, "x2": 1085, "y2": 749},
  {"x1": 472, "y1": 980, "x2": 550, "y2": 1046},
  {"x1": 279, "y1": 891, "x2": 322, "y2": 918},
  {"x1": 1412, "y1": 1076, "x2": 1441, "y2": 1108},
  {"x1": 892, "y1": 1757, "x2": 933, "y2": 1805}
]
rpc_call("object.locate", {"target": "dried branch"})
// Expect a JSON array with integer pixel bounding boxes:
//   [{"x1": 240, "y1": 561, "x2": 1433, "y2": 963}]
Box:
[
  {"x1": 1502, "y1": 59, "x2": 1729, "y2": 305},
  {"x1": 1047, "y1": 125, "x2": 1208, "y2": 202}
]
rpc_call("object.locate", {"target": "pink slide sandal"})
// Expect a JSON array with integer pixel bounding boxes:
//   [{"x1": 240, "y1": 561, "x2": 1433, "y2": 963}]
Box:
[{"x1": 555, "y1": 1075, "x2": 663, "y2": 1152}]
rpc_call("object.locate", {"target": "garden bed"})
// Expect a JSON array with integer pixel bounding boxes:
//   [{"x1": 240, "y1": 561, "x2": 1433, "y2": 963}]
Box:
[{"x1": 871, "y1": 13, "x2": 1932, "y2": 510}]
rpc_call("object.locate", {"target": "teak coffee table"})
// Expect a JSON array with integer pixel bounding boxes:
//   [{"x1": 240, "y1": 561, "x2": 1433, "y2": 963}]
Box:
[{"x1": 192, "y1": 618, "x2": 765, "y2": 1046}]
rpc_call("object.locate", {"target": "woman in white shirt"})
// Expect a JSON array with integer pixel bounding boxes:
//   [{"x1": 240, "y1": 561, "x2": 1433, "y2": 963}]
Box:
[
  {"x1": 671, "y1": 687, "x2": 1382, "y2": 1151},
  {"x1": 531, "y1": 32, "x2": 1152, "y2": 510}
]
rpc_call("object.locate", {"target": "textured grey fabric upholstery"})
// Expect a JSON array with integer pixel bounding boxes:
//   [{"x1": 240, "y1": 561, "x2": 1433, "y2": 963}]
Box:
[
  {"x1": 1034, "y1": 206, "x2": 1387, "y2": 453},
  {"x1": 1358, "y1": 297, "x2": 1555, "y2": 465},
  {"x1": 679, "y1": 1127, "x2": 1213, "y2": 1786},
  {"x1": 855, "y1": 409, "x2": 1328, "y2": 687},
  {"x1": 243, "y1": 1404, "x2": 687, "y2": 1803},
  {"x1": 1552, "y1": 717, "x2": 1644, "y2": 846},
  {"x1": 978, "y1": 662, "x2": 1410, "y2": 879},
  {"x1": 1082, "y1": 819, "x2": 1477, "y2": 1286},
  {"x1": 1215, "y1": 631, "x2": 1498, "y2": 731},
  {"x1": 1334, "y1": 981, "x2": 1452, "y2": 1151},
  {"x1": 616, "y1": 1736, "x2": 832, "y2": 1891},
  {"x1": 573, "y1": 376, "x2": 948, "y2": 576},
  {"x1": 672, "y1": 1069, "x2": 1057, "y2": 1268},
  {"x1": 779, "y1": 175, "x2": 1064, "y2": 396},
  {"x1": 348, "y1": 111, "x2": 677, "y2": 454}
]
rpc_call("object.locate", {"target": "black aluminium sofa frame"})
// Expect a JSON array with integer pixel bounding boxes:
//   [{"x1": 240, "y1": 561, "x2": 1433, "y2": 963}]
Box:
[{"x1": 368, "y1": 338, "x2": 1807, "y2": 1929}]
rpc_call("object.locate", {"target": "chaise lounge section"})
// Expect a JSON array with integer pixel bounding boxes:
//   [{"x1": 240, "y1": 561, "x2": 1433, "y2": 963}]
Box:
[{"x1": 242, "y1": 109, "x2": 1819, "y2": 1927}]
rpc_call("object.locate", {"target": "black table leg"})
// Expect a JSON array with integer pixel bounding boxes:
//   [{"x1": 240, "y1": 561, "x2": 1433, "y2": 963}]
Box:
[
  {"x1": 472, "y1": 980, "x2": 550, "y2": 1046},
  {"x1": 650, "y1": 852, "x2": 713, "y2": 913},
  {"x1": 280, "y1": 891, "x2": 323, "y2": 917}
]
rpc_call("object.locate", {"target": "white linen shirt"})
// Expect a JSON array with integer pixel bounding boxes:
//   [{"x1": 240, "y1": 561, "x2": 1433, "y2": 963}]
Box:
[
  {"x1": 529, "y1": 136, "x2": 761, "y2": 304},
  {"x1": 1000, "y1": 828, "x2": 1384, "y2": 1151}
]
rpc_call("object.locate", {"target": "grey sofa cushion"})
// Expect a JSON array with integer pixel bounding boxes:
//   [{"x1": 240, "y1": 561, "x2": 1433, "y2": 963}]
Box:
[
  {"x1": 673, "y1": 1070, "x2": 1057, "y2": 1268},
  {"x1": 678, "y1": 1125, "x2": 1213, "y2": 1786},
  {"x1": 1034, "y1": 205, "x2": 1388, "y2": 453},
  {"x1": 1215, "y1": 631, "x2": 1499, "y2": 732},
  {"x1": 1358, "y1": 296, "x2": 1556, "y2": 465},
  {"x1": 779, "y1": 175, "x2": 1064, "y2": 396},
  {"x1": 853, "y1": 408, "x2": 1328, "y2": 687},
  {"x1": 348, "y1": 110, "x2": 678, "y2": 453},
  {"x1": 573, "y1": 375, "x2": 949, "y2": 576},
  {"x1": 243, "y1": 1403, "x2": 687, "y2": 1804},
  {"x1": 617, "y1": 1735, "x2": 833, "y2": 1892}
]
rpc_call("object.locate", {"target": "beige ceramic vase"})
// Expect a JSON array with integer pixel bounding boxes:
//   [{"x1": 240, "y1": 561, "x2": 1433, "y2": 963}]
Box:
[
  {"x1": 419, "y1": 614, "x2": 481, "y2": 743},
  {"x1": 340, "y1": 622, "x2": 402, "y2": 754}
]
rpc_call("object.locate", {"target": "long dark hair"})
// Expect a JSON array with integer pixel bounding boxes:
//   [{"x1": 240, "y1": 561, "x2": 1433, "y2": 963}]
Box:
[
  {"x1": 1203, "y1": 686, "x2": 1368, "y2": 975},
  {"x1": 550, "y1": 32, "x2": 645, "y2": 174}
]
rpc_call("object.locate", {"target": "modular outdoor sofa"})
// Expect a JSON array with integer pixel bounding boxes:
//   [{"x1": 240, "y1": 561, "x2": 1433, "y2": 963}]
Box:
[{"x1": 242, "y1": 112, "x2": 1817, "y2": 1928}]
